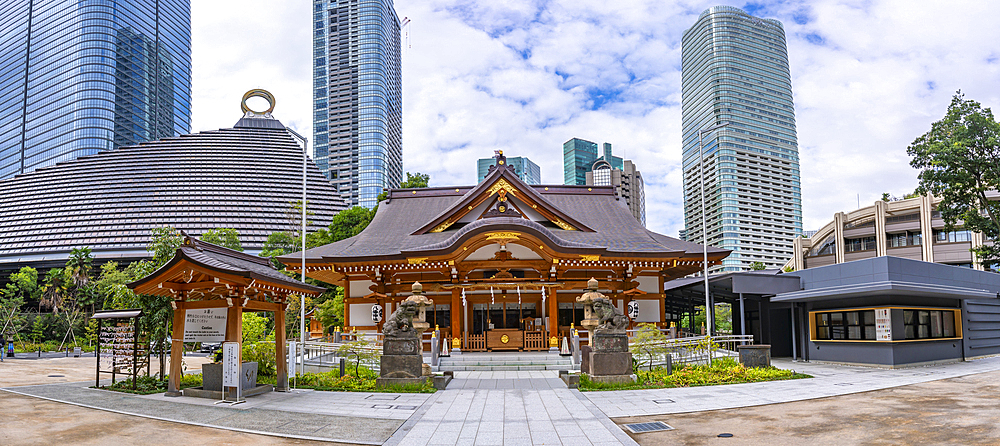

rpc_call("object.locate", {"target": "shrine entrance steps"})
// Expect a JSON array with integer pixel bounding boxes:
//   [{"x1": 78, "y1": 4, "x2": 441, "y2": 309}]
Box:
[{"x1": 438, "y1": 352, "x2": 576, "y2": 371}]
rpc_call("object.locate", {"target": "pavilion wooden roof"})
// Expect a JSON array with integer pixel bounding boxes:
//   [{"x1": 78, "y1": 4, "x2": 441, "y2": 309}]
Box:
[{"x1": 129, "y1": 234, "x2": 324, "y2": 302}]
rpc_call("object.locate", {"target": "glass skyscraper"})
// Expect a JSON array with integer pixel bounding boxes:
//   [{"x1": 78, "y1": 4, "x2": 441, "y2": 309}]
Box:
[
  {"x1": 563, "y1": 138, "x2": 622, "y2": 186},
  {"x1": 0, "y1": 0, "x2": 192, "y2": 180},
  {"x1": 681, "y1": 6, "x2": 802, "y2": 272},
  {"x1": 313, "y1": 0, "x2": 402, "y2": 208},
  {"x1": 477, "y1": 156, "x2": 540, "y2": 184}
]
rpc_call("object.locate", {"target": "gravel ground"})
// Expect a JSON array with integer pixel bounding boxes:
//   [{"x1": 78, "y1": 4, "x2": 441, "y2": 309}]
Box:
[{"x1": 615, "y1": 369, "x2": 1000, "y2": 446}]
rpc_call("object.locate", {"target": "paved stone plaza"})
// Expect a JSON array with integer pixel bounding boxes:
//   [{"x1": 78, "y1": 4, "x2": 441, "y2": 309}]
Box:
[{"x1": 4, "y1": 356, "x2": 1000, "y2": 445}]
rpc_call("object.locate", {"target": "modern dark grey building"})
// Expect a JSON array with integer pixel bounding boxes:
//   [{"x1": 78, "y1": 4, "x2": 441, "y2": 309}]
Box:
[
  {"x1": 312, "y1": 0, "x2": 402, "y2": 208},
  {"x1": 563, "y1": 138, "x2": 621, "y2": 186},
  {"x1": 682, "y1": 6, "x2": 802, "y2": 272},
  {"x1": 1, "y1": 0, "x2": 192, "y2": 180},
  {"x1": 0, "y1": 108, "x2": 345, "y2": 276}
]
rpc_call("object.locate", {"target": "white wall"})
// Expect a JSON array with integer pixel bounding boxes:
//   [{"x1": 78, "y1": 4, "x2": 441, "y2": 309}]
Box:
[
  {"x1": 634, "y1": 299, "x2": 660, "y2": 323},
  {"x1": 349, "y1": 303, "x2": 377, "y2": 327}
]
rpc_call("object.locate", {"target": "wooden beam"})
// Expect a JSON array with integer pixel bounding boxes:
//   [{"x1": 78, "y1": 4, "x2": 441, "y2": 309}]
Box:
[{"x1": 244, "y1": 300, "x2": 285, "y2": 312}]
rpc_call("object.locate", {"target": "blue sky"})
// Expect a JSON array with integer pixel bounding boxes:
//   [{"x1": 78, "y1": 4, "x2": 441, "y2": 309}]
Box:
[{"x1": 191, "y1": 0, "x2": 1000, "y2": 238}]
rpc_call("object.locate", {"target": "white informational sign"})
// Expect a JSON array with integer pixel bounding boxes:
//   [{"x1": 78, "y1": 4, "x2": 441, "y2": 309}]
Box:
[
  {"x1": 875, "y1": 308, "x2": 892, "y2": 341},
  {"x1": 627, "y1": 301, "x2": 639, "y2": 319},
  {"x1": 222, "y1": 342, "x2": 240, "y2": 387},
  {"x1": 288, "y1": 341, "x2": 297, "y2": 378},
  {"x1": 183, "y1": 308, "x2": 228, "y2": 342},
  {"x1": 372, "y1": 304, "x2": 383, "y2": 322}
]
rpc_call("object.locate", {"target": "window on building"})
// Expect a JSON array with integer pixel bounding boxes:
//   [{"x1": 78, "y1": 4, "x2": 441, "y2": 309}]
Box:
[
  {"x1": 845, "y1": 236, "x2": 876, "y2": 252},
  {"x1": 903, "y1": 310, "x2": 957, "y2": 339},
  {"x1": 888, "y1": 231, "x2": 922, "y2": 247},
  {"x1": 933, "y1": 229, "x2": 972, "y2": 243},
  {"x1": 814, "y1": 310, "x2": 876, "y2": 340}
]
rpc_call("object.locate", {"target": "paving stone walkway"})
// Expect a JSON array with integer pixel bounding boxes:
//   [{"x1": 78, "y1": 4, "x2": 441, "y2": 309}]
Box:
[
  {"x1": 1, "y1": 381, "x2": 427, "y2": 444},
  {"x1": 585, "y1": 356, "x2": 1000, "y2": 417},
  {"x1": 386, "y1": 371, "x2": 638, "y2": 446}
]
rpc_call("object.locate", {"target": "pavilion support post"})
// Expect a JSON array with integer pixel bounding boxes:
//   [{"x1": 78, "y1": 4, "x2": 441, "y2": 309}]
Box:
[
  {"x1": 167, "y1": 299, "x2": 185, "y2": 396},
  {"x1": 275, "y1": 302, "x2": 287, "y2": 391},
  {"x1": 450, "y1": 289, "x2": 461, "y2": 346}
]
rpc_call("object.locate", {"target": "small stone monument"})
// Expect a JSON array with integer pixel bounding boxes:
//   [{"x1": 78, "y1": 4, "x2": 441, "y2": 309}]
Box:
[
  {"x1": 580, "y1": 278, "x2": 633, "y2": 384},
  {"x1": 376, "y1": 283, "x2": 428, "y2": 387}
]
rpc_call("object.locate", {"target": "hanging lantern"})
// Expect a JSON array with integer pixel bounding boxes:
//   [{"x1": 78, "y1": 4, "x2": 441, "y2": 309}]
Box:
[{"x1": 372, "y1": 304, "x2": 384, "y2": 322}]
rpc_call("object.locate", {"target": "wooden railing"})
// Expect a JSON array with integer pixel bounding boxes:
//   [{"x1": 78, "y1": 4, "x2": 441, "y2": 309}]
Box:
[
  {"x1": 466, "y1": 333, "x2": 486, "y2": 351},
  {"x1": 524, "y1": 331, "x2": 546, "y2": 351}
]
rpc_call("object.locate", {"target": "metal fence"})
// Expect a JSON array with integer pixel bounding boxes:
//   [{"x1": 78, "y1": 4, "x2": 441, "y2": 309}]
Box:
[{"x1": 628, "y1": 334, "x2": 754, "y2": 369}]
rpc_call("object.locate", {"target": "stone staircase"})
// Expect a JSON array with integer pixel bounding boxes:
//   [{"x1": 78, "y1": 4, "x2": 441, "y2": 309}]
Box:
[{"x1": 438, "y1": 352, "x2": 576, "y2": 371}]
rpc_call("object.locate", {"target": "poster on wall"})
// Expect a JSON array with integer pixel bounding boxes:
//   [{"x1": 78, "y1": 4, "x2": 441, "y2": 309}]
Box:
[
  {"x1": 875, "y1": 308, "x2": 892, "y2": 341},
  {"x1": 183, "y1": 308, "x2": 228, "y2": 342}
]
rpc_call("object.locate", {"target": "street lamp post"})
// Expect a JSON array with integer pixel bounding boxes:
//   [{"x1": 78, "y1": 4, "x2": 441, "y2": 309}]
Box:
[
  {"x1": 286, "y1": 127, "x2": 309, "y2": 380},
  {"x1": 698, "y1": 122, "x2": 730, "y2": 340}
]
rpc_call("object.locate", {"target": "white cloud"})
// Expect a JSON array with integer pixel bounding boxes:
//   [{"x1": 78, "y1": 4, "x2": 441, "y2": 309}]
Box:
[{"x1": 191, "y1": 0, "x2": 1000, "y2": 240}]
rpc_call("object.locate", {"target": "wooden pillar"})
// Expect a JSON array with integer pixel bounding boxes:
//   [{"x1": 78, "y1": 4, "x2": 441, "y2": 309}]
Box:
[
  {"x1": 547, "y1": 287, "x2": 558, "y2": 338},
  {"x1": 451, "y1": 289, "x2": 461, "y2": 342},
  {"x1": 344, "y1": 281, "x2": 351, "y2": 330},
  {"x1": 275, "y1": 298, "x2": 287, "y2": 391},
  {"x1": 167, "y1": 296, "x2": 185, "y2": 396}
]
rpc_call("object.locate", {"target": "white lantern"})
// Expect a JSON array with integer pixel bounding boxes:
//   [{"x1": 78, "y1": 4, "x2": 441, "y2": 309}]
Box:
[
  {"x1": 372, "y1": 304, "x2": 384, "y2": 322},
  {"x1": 627, "y1": 301, "x2": 639, "y2": 320}
]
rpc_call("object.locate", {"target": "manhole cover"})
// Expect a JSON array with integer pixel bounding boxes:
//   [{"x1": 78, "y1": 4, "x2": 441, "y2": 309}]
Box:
[
  {"x1": 653, "y1": 399, "x2": 674, "y2": 404},
  {"x1": 394, "y1": 405, "x2": 418, "y2": 410},
  {"x1": 47, "y1": 375, "x2": 65, "y2": 377},
  {"x1": 370, "y1": 404, "x2": 393, "y2": 409},
  {"x1": 623, "y1": 421, "x2": 674, "y2": 434},
  {"x1": 365, "y1": 395, "x2": 399, "y2": 400}
]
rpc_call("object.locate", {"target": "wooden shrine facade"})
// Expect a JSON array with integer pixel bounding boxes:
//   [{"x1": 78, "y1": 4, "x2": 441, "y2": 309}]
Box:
[
  {"x1": 129, "y1": 234, "x2": 324, "y2": 395},
  {"x1": 280, "y1": 152, "x2": 729, "y2": 351}
]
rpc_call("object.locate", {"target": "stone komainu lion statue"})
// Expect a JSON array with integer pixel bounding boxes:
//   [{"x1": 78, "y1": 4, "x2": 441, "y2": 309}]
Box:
[
  {"x1": 382, "y1": 300, "x2": 419, "y2": 338},
  {"x1": 593, "y1": 297, "x2": 628, "y2": 332}
]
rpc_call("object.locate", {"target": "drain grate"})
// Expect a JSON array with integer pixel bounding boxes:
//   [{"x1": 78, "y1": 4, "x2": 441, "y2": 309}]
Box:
[
  {"x1": 623, "y1": 421, "x2": 674, "y2": 434},
  {"x1": 370, "y1": 404, "x2": 394, "y2": 409},
  {"x1": 652, "y1": 399, "x2": 674, "y2": 404},
  {"x1": 365, "y1": 395, "x2": 399, "y2": 401},
  {"x1": 393, "y1": 405, "x2": 418, "y2": 410}
]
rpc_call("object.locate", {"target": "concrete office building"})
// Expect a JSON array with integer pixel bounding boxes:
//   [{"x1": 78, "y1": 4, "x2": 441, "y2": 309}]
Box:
[
  {"x1": 1, "y1": 0, "x2": 192, "y2": 180},
  {"x1": 787, "y1": 192, "x2": 1000, "y2": 272},
  {"x1": 681, "y1": 6, "x2": 802, "y2": 272},
  {"x1": 563, "y1": 138, "x2": 621, "y2": 186},
  {"x1": 587, "y1": 159, "x2": 645, "y2": 227},
  {"x1": 477, "y1": 156, "x2": 540, "y2": 184},
  {"x1": 312, "y1": 0, "x2": 403, "y2": 208}
]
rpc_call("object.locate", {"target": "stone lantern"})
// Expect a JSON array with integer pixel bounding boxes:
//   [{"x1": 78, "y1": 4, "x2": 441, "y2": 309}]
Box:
[
  {"x1": 576, "y1": 278, "x2": 602, "y2": 333},
  {"x1": 404, "y1": 281, "x2": 434, "y2": 336}
]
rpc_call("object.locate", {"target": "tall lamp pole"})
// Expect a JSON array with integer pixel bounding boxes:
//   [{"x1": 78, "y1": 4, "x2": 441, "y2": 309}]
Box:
[
  {"x1": 286, "y1": 127, "x2": 309, "y2": 378},
  {"x1": 698, "y1": 121, "x2": 730, "y2": 338}
]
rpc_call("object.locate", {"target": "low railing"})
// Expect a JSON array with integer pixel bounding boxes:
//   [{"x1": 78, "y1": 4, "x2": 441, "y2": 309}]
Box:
[
  {"x1": 524, "y1": 331, "x2": 546, "y2": 350},
  {"x1": 299, "y1": 340, "x2": 381, "y2": 372},
  {"x1": 629, "y1": 334, "x2": 754, "y2": 369}
]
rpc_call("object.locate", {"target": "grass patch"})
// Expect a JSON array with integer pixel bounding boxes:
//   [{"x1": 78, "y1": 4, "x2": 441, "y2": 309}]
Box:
[
  {"x1": 579, "y1": 357, "x2": 811, "y2": 391},
  {"x1": 282, "y1": 367, "x2": 436, "y2": 393}
]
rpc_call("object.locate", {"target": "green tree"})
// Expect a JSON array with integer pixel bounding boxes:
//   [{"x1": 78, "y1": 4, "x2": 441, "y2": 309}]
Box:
[
  {"x1": 749, "y1": 261, "x2": 766, "y2": 271},
  {"x1": 314, "y1": 288, "x2": 344, "y2": 333},
  {"x1": 326, "y1": 206, "x2": 377, "y2": 242},
  {"x1": 401, "y1": 172, "x2": 430, "y2": 188},
  {"x1": 242, "y1": 312, "x2": 269, "y2": 344},
  {"x1": 1, "y1": 267, "x2": 38, "y2": 337},
  {"x1": 39, "y1": 268, "x2": 69, "y2": 314},
  {"x1": 629, "y1": 323, "x2": 668, "y2": 371},
  {"x1": 66, "y1": 247, "x2": 94, "y2": 289},
  {"x1": 908, "y1": 91, "x2": 1000, "y2": 268},
  {"x1": 337, "y1": 338, "x2": 379, "y2": 376},
  {"x1": 199, "y1": 228, "x2": 243, "y2": 251},
  {"x1": 149, "y1": 227, "x2": 184, "y2": 267}
]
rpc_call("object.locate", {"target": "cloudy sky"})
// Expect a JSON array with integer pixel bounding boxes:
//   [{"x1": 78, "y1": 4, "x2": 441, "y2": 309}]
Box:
[{"x1": 191, "y1": 0, "x2": 1000, "y2": 238}]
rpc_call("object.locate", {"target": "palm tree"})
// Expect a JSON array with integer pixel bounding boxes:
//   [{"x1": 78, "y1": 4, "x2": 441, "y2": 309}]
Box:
[
  {"x1": 40, "y1": 268, "x2": 69, "y2": 314},
  {"x1": 66, "y1": 247, "x2": 93, "y2": 289}
]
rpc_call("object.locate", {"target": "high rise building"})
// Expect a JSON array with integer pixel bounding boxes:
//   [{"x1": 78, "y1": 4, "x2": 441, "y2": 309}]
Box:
[
  {"x1": 0, "y1": 0, "x2": 192, "y2": 180},
  {"x1": 563, "y1": 138, "x2": 622, "y2": 186},
  {"x1": 587, "y1": 159, "x2": 645, "y2": 226},
  {"x1": 477, "y1": 156, "x2": 540, "y2": 184},
  {"x1": 313, "y1": 0, "x2": 402, "y2": 208},
  {"x1": 681, "y1": 5, "x2": 802, "y2": 272}
]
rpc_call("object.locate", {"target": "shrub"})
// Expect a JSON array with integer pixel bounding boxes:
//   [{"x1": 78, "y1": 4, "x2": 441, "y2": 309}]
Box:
[
  {"x1": 242, "y1": 342, "x2": 276, "y2": 377},
  {"x1": 580, "y1": 356, "x2": 810, "y2": 391}
]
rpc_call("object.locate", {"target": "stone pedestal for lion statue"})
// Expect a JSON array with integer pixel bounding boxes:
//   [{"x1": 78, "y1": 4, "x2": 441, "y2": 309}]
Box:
[
  {"x1": 376, "y1": 283, "x2": 428, "y2": 388},
  {"x1": 579, "y1": 278, "x2": 634, "y2": 384}
]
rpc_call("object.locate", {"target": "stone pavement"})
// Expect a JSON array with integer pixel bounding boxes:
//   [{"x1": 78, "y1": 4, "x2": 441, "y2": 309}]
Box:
[
  {"x1": 1, "y1": 380, "x2": 427, "y2": 444},
  {"x1": 585, "y1": 356, "x2": 1000, "y2": 417},
  {"x1": 386, "y1": 371, "x2": 638, "y2": 446}
]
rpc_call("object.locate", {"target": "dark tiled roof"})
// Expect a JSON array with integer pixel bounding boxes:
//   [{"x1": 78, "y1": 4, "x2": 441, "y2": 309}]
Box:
[
  {"x1": 284, "y1": 164, "x2": 727, "y2": 263},
  {"x1": 0, "y1": 117, "x2": 346, "y2": 267}
]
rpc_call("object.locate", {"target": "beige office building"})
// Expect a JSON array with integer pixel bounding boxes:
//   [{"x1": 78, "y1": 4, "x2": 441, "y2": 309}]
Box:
[{"x1": 788, "y1": 193, "x2": 999, "y2": 272}]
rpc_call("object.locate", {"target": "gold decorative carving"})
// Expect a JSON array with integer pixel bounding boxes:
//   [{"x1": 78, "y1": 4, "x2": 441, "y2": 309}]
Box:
[
  {"x1": 407, "y1": 257, "x2": 428, "y2": 264},
  {"x1": 486, "y1": 232, "x2": 521, "y2": 241},
  {"x1": 430, "y1": 220, "x2": 453, "y2": 233},
  {"x1": 553, "y1": 219, "x2": 575, "y2": 231},
  {"x1": 501, "y1": 334, "x2": 509, "y2": 344},
  {"x1": 580, "y1": 254, "x2": 601, "y2": 262},
  {"x1": 486, "y1": 178, "x2": 515, "y2": 197}
]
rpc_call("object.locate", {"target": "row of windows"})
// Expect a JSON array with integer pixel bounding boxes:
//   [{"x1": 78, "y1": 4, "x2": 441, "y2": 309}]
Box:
[{"x1": 814, "y1": 309, "x2": 957, "y2": 341}]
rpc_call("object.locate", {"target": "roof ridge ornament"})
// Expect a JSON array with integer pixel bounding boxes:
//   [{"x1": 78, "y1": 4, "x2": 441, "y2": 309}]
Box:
[{"x1": 241, "y1": 89, "x2": 275, "y2": 118}]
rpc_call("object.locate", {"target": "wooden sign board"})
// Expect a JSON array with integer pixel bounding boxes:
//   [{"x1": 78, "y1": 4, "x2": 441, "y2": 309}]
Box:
[{"x1": 183, "y1": 309, "x2": 227, "y2": 342}]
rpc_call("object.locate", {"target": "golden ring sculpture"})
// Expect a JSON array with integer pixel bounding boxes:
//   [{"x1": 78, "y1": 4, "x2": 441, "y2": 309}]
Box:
[{"x1": 241, "y1": 89, "x2": 275, "y2": 115}]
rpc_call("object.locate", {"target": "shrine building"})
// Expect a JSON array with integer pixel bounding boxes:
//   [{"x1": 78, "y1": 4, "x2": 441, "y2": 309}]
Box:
[{"x1": 279, "y1": 152, "x2": 728, "y2": 351}]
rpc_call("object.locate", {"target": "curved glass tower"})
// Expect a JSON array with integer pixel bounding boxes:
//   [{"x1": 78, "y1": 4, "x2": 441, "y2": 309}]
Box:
[
  {"x1": 313, "y1": 0, "x2": 402, "y2": 208},
  {"x1": 681, "y1": 6, "x2": 802, "y2": 272},
  {"x1": 0, "y1": 0, "x2": 192, "y2": 180}
]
